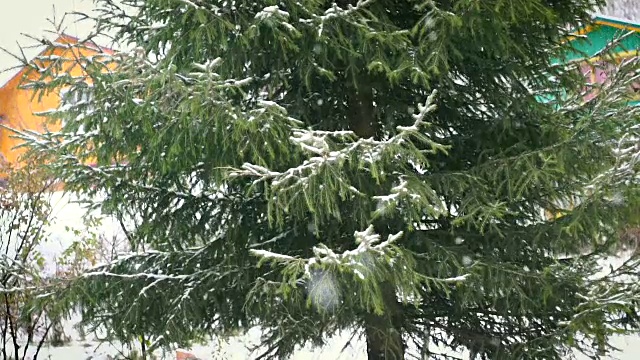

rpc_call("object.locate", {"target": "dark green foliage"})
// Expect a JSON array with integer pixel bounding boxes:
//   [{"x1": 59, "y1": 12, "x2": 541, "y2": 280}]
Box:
[{"x1": 19, "y1": 0, "x2": 640, "y2": 358}]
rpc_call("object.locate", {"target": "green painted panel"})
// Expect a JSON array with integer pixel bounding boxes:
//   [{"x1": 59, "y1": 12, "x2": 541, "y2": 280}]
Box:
[
  {"x1": 544, "y1": 20, "x2": 640, "y2": 107},
  {"x1": 552, "y1": 25, "x2": 640, "y2": 64}
]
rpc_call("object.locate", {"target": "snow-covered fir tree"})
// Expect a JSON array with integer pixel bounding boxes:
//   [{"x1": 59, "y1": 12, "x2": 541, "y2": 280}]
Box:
[{"x1": 20, "y1": 0, "x2": 640, "y2": 359}]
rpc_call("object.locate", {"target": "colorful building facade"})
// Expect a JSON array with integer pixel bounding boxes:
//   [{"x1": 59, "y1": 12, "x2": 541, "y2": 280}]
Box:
[
  {"x1": 543, "y1": 14, "x2": 640, "y2": 220},
  {"x1": 561, "y1": 14, "x2": 640, "y2": 105},
  {"x1": 0, "y1": 34, "x2": 112, "y2": 167}
]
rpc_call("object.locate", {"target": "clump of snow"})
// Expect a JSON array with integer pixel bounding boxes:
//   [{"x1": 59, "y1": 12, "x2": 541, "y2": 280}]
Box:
[{"x1": 255, "y1": 5, "x2": 289, "y2": 20}]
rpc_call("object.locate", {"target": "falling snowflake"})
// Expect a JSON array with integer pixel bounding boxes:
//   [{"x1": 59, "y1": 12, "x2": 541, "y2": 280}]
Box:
[
  {"x1": 307, "y1": 221, "x2": 317, "y2": 235},
  {"x1": 307, "y1": 268, "x2": 341, "y2": 312}
]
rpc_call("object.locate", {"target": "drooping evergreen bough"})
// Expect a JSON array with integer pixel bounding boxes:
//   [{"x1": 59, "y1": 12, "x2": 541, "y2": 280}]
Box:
[{"x1": 21, "y1": 0, "x2": 640, "y2": 358}]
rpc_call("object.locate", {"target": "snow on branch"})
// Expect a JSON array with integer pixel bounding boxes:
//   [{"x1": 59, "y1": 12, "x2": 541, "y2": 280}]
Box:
[
  {"x1": 81, "y1": 270, "x2": 191, "y2": 281},
  {"x1": 255, "y1": 5, "x2": 290, "y2": 21},
  {"x1": 300, "y1": 0, "x2": 376, "y2": 36},
  {"x1": 397, "y1": 89, "x2": 438, "y2": 132},
  {"x1": 0, "y1": 284, "x2": 54, "y2": 295},
  {"x1": 231, "y1": 90, "x2": 440, "y2": 189},
  {"x1": 251, "y1": 4, "x2": 301, "y2": 36},
  {"x1": 193, "y1": 57, "x2": 222, "y2": 72},
  {"x1": 178, "y1": 0, "x2": 202, "y2": 9},
  {"x1": 232, "y1": 136, "x2": 357, "y2": 188},
  {"x1": 290, "y1": 129, "x2": 333, "y2": 155},
  {"x1": 373, "y1": 177, "x2": 419, "y2": 211},
  {"x1": 250, "y1": 225, "x2": 401, "y2": 276},
  {"x1": 318, "y1": 0, "x2": 376, "y2": 21},
  {"x1": 441, "y1": 274, "x2": 471, "y2": 283},
  {"x1": 589, "y1": 129, "x2": 640, "y2": 192},
  {"x1": 309, "y1": 225, "x2": 403, "y2": 267},
  {"x1": 249, "y1": 249, "x2": 296, "y2": 261},
  {"x1": 251, "y1": 225, "x2": 469, "y2": 284}
]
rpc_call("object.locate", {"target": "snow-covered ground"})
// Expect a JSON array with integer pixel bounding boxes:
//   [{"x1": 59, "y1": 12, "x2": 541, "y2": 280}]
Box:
[
  {"x1": 12, "y1": 193, "x2": 640, "y2": 359},
  {"x1": 19, "y1": 324, "x2": 368, "y2": 360},
  {"x1": 21, "y1": 326, "x2": 640, "y2": 360}
]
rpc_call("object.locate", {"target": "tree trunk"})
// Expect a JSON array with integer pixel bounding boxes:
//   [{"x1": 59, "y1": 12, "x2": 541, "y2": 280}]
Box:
[
  {"x1": 364, "y1": 282, "x2": 405, "y2": 360},
  {"x1": 421, "y1": 325, "x2": 430, "y2": 360},
  {"x1": 349, "y1": 76, "x2": 401, "y2": 359},
  {"x1": 349, "y1": 86, "x2": 377, "y2": 139}
]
